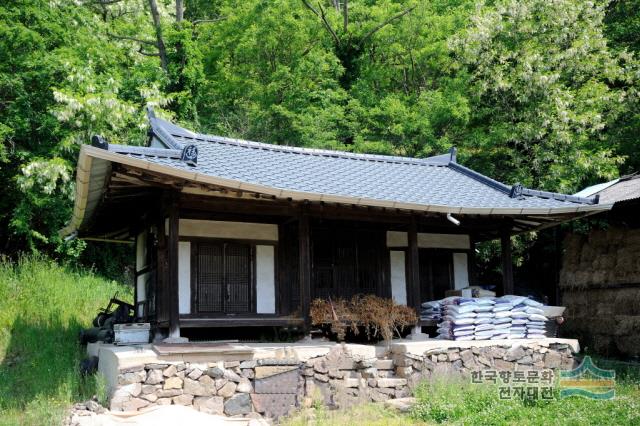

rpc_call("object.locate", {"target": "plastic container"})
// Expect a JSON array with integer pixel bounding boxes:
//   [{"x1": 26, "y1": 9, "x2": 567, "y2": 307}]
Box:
[{"x1": 113, "y1": 323, "x2": 150, "y2": 345}]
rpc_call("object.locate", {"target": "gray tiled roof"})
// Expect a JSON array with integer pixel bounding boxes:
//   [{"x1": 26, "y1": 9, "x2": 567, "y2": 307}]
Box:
[{"x1": 106, "y1": 115, "x2": 599, "y2": 212}]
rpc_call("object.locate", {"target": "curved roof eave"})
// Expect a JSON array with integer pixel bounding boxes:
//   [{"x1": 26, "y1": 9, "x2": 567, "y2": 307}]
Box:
[{"x1": 59, "y1": 145, "x2": 613, "y2": 238}]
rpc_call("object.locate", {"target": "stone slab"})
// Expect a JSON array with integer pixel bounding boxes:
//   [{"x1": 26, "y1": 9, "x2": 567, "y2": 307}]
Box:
[{"x1": 391, "y1": 338, "x2": 580, "y2": 356}]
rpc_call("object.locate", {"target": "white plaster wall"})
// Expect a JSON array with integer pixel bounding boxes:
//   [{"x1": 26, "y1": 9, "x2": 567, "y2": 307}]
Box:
[
  {"x1": 387, "y1": 231, "x2": 408, "y2": 247},
  {"x1": 390, "y1": 251, "x2": 407, "y2": 305},
  {"x1": 168, "y1": 219, "x2": 278, "y2": 241},
  {"x1": 256, "y1": 245, "x2": 276, "y2": 314},
  {"x1": 419, "y1": 233, "x2": 470, "y2": 249},
  {"x1": 178, "y1": 241, "x2": 191, "y2": 314},
  {"x1": 453, "y1": 252, "x2": 469, "y2": 290},
  {"x1": 386, "y1": 231, "x2": 470, "y2": 250}
]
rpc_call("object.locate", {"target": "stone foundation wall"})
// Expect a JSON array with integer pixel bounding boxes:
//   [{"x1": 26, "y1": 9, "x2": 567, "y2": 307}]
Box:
[
  {"x1": 109, "y1": 342, "x2": 576, "y2": 419},
  {"x1": 560, "y1": 228, "x2": 640, "y2": 357}
]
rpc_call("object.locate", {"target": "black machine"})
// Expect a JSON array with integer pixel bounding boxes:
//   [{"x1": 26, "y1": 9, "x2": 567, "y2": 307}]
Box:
[{"x1": 79, "y1": 293, "x2": 135, "y2": 345}]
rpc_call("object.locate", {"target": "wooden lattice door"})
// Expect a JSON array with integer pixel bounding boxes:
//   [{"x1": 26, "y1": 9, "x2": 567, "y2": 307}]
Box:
[{"x1": 195, "y1": 242, "x2": 253, "y2": 314}]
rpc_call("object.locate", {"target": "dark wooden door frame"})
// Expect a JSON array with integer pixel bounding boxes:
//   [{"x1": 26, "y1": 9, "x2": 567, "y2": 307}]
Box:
[{"x1": 189, "y1": 239, "x2": 258, "y2": 316}]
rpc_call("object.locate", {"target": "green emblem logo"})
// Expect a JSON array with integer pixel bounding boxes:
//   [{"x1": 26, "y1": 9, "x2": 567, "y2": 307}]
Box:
[{"x1": 559, "y1": 356, "x2": 615, "y2": 399}]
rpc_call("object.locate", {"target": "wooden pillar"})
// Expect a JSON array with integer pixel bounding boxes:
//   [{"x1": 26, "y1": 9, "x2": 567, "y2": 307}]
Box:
[
  {"x1": 155, "y1": 207, "x2": 167, "y2": 326},
  {"x1": 468, "y1": 235, "x2": 477, "y2": 286},
  {"x1": 501, "y1": 230, "x2": 514, "y2": 295},
  {"x1": 298, "y1": 207, "x2": 312, "y2": 330},
  {"x1": 167, "y1": 193, "x2": 180, "y2": 338},
  {"x1": 407, "y1": 217, "x2": 422, "y2": 310},
  {"x1": 553, "y1": 227, "x2": 562, "y2": 306}
]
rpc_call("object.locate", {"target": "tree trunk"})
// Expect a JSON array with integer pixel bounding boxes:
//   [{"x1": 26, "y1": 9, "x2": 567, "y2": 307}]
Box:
[
  {"x1": 343, "y1": 0, "x2": 348, "y2": 33},
  {"x1": 148, "y1": 0, "x2": 168, "y2": 71},
  {"x1": 176, "y1": 0, "x2": 184, "y2": 23}
]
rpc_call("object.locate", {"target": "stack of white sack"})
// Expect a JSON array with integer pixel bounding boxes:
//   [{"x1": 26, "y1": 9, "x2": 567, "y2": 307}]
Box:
[
  {"x1": 430, "y1": 295, "x2": 548, "y2": 340},
  {"x1": 498, "y1": 295, "x2": 548, "y2": 339},
  {"x1": 420, "y1": 300, "x2": 443, "y2": 321},
  {"x1": 436, "y1": 297, "x2": 496, "y2": 340}
]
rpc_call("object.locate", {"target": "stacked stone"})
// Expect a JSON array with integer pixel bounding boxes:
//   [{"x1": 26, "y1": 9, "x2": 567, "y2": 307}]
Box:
[
  {"x1": 391, "y1": 342, "x2": 576, "y2": 383},
  {"x1": 302, "y1": 346, "x2": 410, "y2": 409},
  {"x1": 63, "y1": 399, "x2": 106, "y2": 426},
  {"x1": 111, "y1": 360, "x2": 256, "y2": 417},
  {"x1": 108, "y1": 342, "x2": 575, "y2": 420},
  {"x1": 110, "y1": 346, "x2": 415, "y2": 418}
]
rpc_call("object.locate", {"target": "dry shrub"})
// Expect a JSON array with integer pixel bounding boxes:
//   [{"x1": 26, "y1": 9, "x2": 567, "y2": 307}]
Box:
[{"x1": 310, "y1": 295, "x2": 417, "y2": 342}]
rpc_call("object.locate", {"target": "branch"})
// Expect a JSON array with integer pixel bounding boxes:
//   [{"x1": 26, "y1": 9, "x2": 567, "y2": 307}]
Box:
[
  {"x1": 147, "y1": 0, "x2": 168, "y2": 71},
  {"x1": 107, "y1": 32, "x2": 157, "y2": 47},
  {"x1": 301, "y1": 39, "x2": 318, "y2": 57},
  {"x1": 82, "y1": 0, "x2": 126, "y2": 4},
  {"x1": 301, "y1": 0, "x2": 320, "y2": 17},
  {"x1": 138, "y1": 46, "x2": 160, "y2": 57},
  {"x1": 192, "y1": 16, "x2": 228, "y2": 25},
  {"x1": 302, "y1": 0, "x2": 340, "y2": 45},
  {"x1": 317, "y1": 1, "x2": 340, "y2": 45},
  {"x1": 359, "y1": 5, "x2": 416, "y2": 46}
]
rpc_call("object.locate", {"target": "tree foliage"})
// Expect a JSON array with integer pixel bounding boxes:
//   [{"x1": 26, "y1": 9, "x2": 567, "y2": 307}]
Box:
[{"x1": 0, "y1": 0, "x2": 638, "y2": 259}]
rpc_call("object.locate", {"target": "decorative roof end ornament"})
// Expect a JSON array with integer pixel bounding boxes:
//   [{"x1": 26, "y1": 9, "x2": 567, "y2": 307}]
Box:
[
  {"x1": 449, "y1": 147, "x2": 457, "y2": 163},
  {"x1": 510, "y1": 183, "x2": 524, "y2": 199},
  {"x1": 146, "y1": 104, "x2": 156, "y2": 119},
  {"x1": 91, "y1": 135, "x2": 108, "y2": 150},
  {"x1": 181, "y1": 144, "x2": 198, "y2": 166}
]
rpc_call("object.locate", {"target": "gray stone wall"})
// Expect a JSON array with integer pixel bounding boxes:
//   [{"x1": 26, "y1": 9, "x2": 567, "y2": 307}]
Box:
[
  {"x1": 109, "y1": 343, "x2": 575, "y2": 419},
  {"x1": 560, "y1": 227, "x2": 640, "y2": 357}
]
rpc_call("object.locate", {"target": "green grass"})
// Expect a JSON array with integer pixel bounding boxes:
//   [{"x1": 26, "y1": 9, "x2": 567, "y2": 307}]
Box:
[
  {"x1": 411, "y1": 373, "x2": 640, "y2": 426},
  {"x1": 283, "y1": 360, "x2": 640, "y2": 426},
  {"x1": 2, "y1": 256, "x2": 639, "y2": 426},
  {"x1": 283, "y1": 402, "x2": 417, "y2": 426},
  {"x1": 0, "y1": 255, "x2": 131, "y2": 426}
]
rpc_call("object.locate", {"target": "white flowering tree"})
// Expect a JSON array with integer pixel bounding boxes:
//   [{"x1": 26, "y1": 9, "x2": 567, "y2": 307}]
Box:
[
  {"x1": 14, "y1": 62, "x2": 171, "y2": 252},
  {"x1": 451, "y1": 0, "x2": 629, "y2": 192}
]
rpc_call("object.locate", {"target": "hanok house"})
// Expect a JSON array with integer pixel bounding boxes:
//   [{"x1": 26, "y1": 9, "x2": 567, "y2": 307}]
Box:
[
  {"x1": 61, "y1": 109, "x2": 610, "y2": 340},
  {"x1": 560, "y1": 174, "x2": 640, "y2": 357}
]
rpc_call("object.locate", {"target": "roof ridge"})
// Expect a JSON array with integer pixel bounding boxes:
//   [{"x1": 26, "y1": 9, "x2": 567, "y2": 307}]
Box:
[
  {"x1": 150, "y1": 114, "x2": 449, "y2": 167},
  {"x1": 183, "y1": 133, "x2": 449, "y2": 166}
]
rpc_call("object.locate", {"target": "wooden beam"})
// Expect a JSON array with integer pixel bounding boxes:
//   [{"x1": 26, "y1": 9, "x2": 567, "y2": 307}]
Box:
[
  {"x1": 407, "y1": 217, "x2": 422, "y2": 310},
  {"x1": 81, "y1": 237, "x2": 134, "y2": 244},
  {"x1": 167, "y1": 192, "x2": 180, "y2": 338},
  {"x1": 501, "y1": 229, "x2": 514, "y2": 295},
  {"x1": 298, "y1": 206, "x2": 312, "y2": 331},
  {"x1": 179, "y1": 316, "x2": 304, "y2": 328}
]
